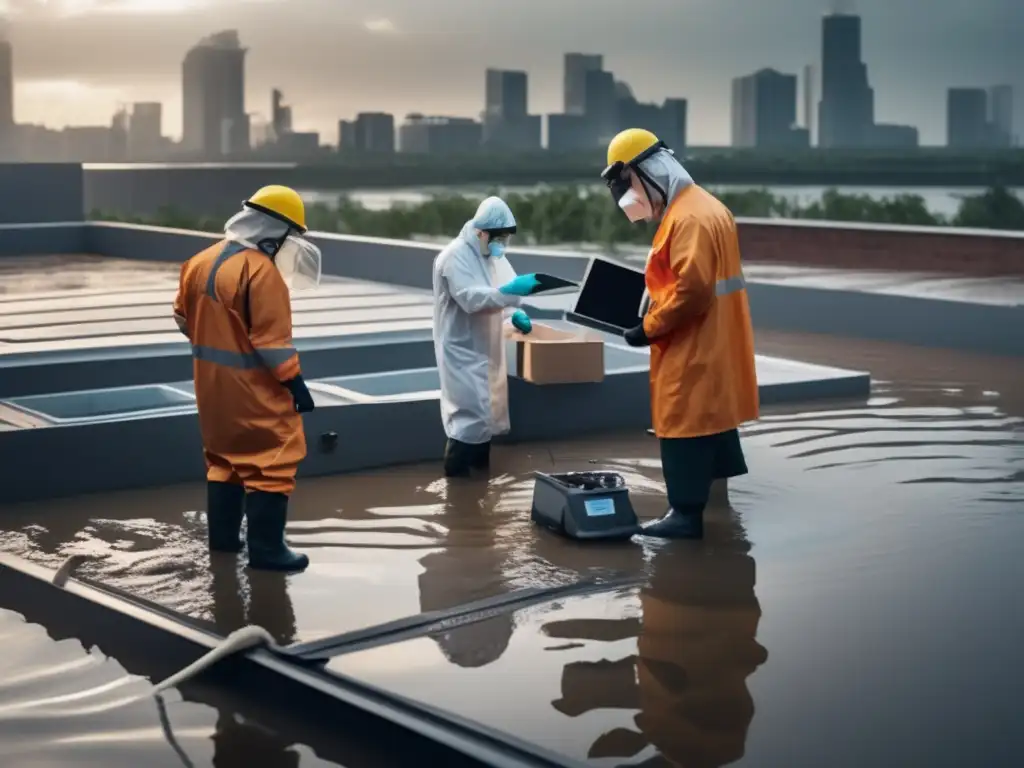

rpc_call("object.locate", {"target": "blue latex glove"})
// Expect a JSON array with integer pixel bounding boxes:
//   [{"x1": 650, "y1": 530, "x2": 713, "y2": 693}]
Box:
[
  {"x1": 499, "y1": 273, "x2": 540, "y2": 296},
  {"x1": 511, "y1": 309, "x2": 532, "y2": 334}
]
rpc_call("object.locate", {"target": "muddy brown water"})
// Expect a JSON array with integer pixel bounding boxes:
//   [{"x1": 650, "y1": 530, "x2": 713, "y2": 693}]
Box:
[{"x1": 1, "y1": 332, "x2": 1023, "y2": 767}]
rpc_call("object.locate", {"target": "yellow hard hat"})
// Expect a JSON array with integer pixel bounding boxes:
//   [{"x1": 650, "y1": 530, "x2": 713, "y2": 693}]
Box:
[
  {"x1": 606, "y1": 128, "x2": 663, "y2": 167},
  {"x1": 243, "y1": 185, "x2": 307, "y2": 232}
]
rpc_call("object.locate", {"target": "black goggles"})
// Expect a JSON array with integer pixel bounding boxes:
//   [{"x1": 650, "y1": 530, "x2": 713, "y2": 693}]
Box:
[{"x1": 600, "y1": 141, "x2": 668, "y2": 203}]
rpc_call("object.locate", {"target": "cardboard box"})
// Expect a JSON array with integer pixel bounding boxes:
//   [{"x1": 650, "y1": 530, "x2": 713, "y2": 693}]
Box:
[{"x1": 505, "y1": 323, "x2": 605, "y2": 385}]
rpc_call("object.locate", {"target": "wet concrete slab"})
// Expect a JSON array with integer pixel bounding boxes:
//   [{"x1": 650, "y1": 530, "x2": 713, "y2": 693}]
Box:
[
  {"x1": 739, "y1": 263, "x2": 1024, "y2": 306},
  {"x1": 0, "y1": 255, "x2": 434, "y2": 356}
]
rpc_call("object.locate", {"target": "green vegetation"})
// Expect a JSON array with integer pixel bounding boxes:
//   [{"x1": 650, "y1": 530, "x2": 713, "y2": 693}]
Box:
[{"x1": 93, "y1": 185, "x2": 1024, "y2": 248}]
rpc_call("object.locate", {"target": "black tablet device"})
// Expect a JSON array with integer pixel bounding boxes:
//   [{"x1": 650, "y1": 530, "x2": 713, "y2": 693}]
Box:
[{"x1": 567, "y1": 257, "x2": 647, "y2": 334}]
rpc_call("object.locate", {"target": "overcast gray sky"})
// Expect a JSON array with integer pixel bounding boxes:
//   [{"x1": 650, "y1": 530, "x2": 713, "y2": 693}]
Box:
[{"x1": 4, "y1": 0, "x2": 1022, "y2": 145}]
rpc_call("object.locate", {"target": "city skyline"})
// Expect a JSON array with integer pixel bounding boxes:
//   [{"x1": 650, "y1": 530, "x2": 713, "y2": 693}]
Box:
[{"x1": 4, "y1": 0, "x2": 1022, "y2": 146}]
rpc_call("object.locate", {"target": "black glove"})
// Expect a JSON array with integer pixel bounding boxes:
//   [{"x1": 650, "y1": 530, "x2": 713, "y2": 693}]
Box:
[
  {"x1": 283, "y1": 374, "x2": 315, "y2": 413},
  {"x1": 623, "y1": 324, "x2": 651, "y2": 348}
]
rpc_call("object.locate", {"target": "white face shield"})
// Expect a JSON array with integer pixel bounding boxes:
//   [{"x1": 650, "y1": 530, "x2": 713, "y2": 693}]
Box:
[{"x1": 275, "y1": 236, "x2": 322, "y2": 291}]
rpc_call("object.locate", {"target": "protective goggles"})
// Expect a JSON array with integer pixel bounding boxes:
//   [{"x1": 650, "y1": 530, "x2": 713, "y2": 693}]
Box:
[{"x1": 600, "y1": 140, "x2": 668, "y2": 204}]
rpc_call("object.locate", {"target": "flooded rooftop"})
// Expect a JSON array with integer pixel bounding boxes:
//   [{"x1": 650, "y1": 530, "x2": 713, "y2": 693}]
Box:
[
  {"x1": 2, "y1": 333, "x2": 1022, "y2": 767},
  {"x1": 0, "y1": 255, "x2": 433, "y2": 355}
]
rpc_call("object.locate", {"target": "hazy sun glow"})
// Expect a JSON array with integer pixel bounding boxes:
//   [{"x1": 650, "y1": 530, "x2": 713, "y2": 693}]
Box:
[
  {"x1": 36, "y1": 0, "x2": 208, "y2": 16},
  {"x1": 18, "y1": 79, "x2": 126, "y2": 128}
]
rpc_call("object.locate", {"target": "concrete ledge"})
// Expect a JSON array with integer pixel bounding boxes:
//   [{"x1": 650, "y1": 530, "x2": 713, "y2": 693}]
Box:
[
  {"x1": 0, "y1": 222, "x2": 85, "y2": 257},
  {"x1": 0, "y1": 333, "x2": 438, "y2": 399},
  {"x1": 746, "y1": 282, "x2": 1024, "y2": 357},
  {"x1": 0, "y1": 359, "x2": 869, "y2": 503}
]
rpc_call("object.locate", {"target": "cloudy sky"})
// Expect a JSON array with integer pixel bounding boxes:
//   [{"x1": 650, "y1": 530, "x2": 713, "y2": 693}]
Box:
[{"x1": 3, "y1": 0, "x2": 1022, "y2": 145}]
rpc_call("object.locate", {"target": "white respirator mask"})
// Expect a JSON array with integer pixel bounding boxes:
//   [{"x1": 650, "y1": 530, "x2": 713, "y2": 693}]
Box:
[{"x1": 618, "y1": 185, "x2": 654, "y2": 223}]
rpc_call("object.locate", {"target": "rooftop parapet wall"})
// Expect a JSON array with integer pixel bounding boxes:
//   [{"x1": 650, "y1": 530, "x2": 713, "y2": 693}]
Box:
[{"x1": 735, "y1": 218, "x2": 1024, "y2": 277}]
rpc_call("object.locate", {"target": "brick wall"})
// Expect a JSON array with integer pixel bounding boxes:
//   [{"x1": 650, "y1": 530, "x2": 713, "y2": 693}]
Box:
[{"x1": 737, "y1": 220, "x2": 1024, "y2": 276}]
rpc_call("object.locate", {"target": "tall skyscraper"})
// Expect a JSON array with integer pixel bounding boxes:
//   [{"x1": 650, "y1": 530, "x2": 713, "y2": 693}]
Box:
[
  {"x1": 732, "y1": 69, "x2": 807, "y2": 149},
  {"x1": 485, "y1": 69, "x2": 528, "y2": 121},
  {"x1": 563, "y1": 53, "x2": 603, "y2": 115},
  {"x1": 802, "y1": 64, "x2": 816, "y2": 142},
  {"x1": 128, "y1": 102, "x2": 163, "y2": 159},
  {"x1": 817, "y1": 14, "x2": 875, "y2": 148},
  {"x1": 182, "y1": 30, "x2": 249, "y2": 157},
  {"x1": 947, "y1": 88, "x2": 991, "y2": 148},
  {"x1": 483, "y1": 69, "x2": 540, "y2": 151},
  {"x1": 583, "y1": 69, "x2": 617, "y2": 145},
  {"x1": 0, "y1": 35, "x2": 13, "y2": 156},
  {"x1": 271, "y1": 89, "x2": 293, "y2": 141},
  {"x1": 0, "y1": 37, "x2": 12, "y2": 129},
  {"x1": 988, "y1": 85, "x2": 1014, "y2": 147}
]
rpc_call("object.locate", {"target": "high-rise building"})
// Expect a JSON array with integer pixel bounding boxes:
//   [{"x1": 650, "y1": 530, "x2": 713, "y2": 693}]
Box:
[
  {"x1": 128, "y1": 102, "x2": 162, "y2": 159},
  {"x1": 485, "y1": 69, "x2": 527, "y2": 121},
  {"x1": 0, "y1": 36, "x2": 13, "y2": 157},
  {"x1": 802, "y1": 64, "x2": 816, "y2": 141},
  {"x1": 732, "y1": 69, "x2": 807, "y2": 149},
  {"x1": 989, "y1": 85, "x2": 1014, "y2": 147},
  {"x1": 483, "y1": 69, "x2": 540, "y2": 151},
  {"x1": 346, "y1": 112, "x2": 395, "y2": 154},
  {"x1": 818, "y1": 14, "x2": 875, "y2": 148},
  {"x1": 947, "y1": 88, "x2": 991, "y2": 148},
  {"x1": 399, "y1": 115, "x2": 482, "y2": 154},
  {"x1": 564, "y1": 53, "x2": 603, "y2": 115},
  {"x1": 182, "y1": 30, "x2": 249, "y2": 157},
  {"x1": 271, "y1": 89, "x2": 293, "y2": 142}
]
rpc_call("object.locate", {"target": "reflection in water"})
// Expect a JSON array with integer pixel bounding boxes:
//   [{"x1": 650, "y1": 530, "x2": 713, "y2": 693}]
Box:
[
  {"x1": 1, "y1": 336, "x2": 1022, "y2": 766},
  {"x1": 418, "y1": 479, "x2": 514, "y2": 667},
  {"x1": 543, "y1": 507, "x2": 765, "y2": 767},
  {"x1": 0, "y1": 607, "x2": 218, "y2": 767}
]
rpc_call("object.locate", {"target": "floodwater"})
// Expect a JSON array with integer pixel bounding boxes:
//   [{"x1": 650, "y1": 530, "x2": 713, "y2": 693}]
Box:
[{"x1": 1, "y1": 334, "x2": 1023, "y2": 767}]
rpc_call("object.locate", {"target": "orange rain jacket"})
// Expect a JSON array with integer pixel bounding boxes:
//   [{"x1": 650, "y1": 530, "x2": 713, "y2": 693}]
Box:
[
  {"x1": 641, "y1": 185, "x2": 759, "y2": 439},
  {"x1": 173, "y1": 240, "x2": 306, "y2": 495}
]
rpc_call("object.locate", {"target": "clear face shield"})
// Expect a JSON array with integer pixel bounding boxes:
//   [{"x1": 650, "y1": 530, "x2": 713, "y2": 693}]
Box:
[{"x1": 275, "y1": 235, "x2": 322, "y2": 291}]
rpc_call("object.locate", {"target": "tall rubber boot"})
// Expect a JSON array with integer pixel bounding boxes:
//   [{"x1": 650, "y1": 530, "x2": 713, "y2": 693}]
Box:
[
  {"x1": 245, "y1": 491, "x2": 309, "y2": 573},
  {"x1": 640, "y1": 507, "x2": 704, "y2": 539},
  {"x1": 207, "y1": 481, "x2": 245, "y2": 553},
  {"x1": 443, "y1": 439, "x2": 474, "y2": 478},
  {"x1": 470, "y1": 441, "x2": 491, "y2": 470}
]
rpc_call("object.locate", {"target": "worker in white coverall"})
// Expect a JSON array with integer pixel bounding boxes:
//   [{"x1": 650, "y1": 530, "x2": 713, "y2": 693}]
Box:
[{"x1": 431, "y1": 196, "x2": 541, "y2": 477}]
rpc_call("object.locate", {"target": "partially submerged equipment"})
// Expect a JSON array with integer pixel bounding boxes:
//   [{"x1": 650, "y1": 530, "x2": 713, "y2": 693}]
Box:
[
  {"x1": 0, "y1": 552, "x2": 632, "y2": 768},
  {"x1": 531, "y1": 471, "x2": 641, "y2": 541}
]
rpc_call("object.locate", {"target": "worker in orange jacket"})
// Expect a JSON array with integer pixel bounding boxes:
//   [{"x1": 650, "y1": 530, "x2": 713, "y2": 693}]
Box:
[
  {"x1": 173, "y1": 185, "x2": 322, "y2": 571},
  {"x1": 601, "y1": 129, "x2": 759, "y2": 539}
]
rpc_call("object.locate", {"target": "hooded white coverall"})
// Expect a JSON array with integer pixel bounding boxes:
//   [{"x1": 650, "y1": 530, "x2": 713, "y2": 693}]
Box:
[{"x1": 432, "y1": 219, "x2": 522, "y2": 445}]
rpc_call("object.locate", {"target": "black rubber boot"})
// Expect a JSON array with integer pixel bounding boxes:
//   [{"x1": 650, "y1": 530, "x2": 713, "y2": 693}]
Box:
[
  {"x1": 207, "y1": 481, "x2": 245, "y2": 553},
  {"x1": 245, "y1": 491, "x2": 309, "y2": 573},
  {"x1": 444, "y1": 439, "x2": 474, "y2": 478},
  {"x1": 470, "y1": 441, "x2": 491, "y2": 470},
  {"x1": 640, "y1": 507, "x2": 704, "y2": 539}
]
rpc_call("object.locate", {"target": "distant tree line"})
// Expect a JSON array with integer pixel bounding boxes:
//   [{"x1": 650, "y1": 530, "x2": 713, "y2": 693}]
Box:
[{"x1": 93, "y1": 185, "x2": 1024, "y2": 248}]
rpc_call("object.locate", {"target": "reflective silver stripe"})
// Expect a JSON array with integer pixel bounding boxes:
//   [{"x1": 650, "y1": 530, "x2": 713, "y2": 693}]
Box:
[
  {"x1": 206, "y1": 241, "x2": 248, "y2": 299},
  {"x1": 191, "y1": 344, "x2": 297, "y2": 371},
  {"x1": 254, "y1": 346, "x2": 298, "y2": 369},
  {"x1": 715, "y1": 275, "x2": 746, "y2": 296},
  {"x1": 192, "y1": 345, "x2": 261, "y2": 369}
]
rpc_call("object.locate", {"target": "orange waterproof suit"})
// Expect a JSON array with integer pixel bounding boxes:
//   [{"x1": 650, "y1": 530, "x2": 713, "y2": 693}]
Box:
[
  {"x1": 173, "y1": 240, "x2": 306, "y2": 495},
  {"x1": 642, "y1": 185, "x2": 759, "y2": 438}
]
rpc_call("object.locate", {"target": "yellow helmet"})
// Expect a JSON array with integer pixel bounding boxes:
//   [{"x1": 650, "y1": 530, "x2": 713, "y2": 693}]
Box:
[
  {"x1": 243, "y1": 185, "x2": 307, "y2": 232},
  {"x1": 606, "y1": 128, "x2": 663, "y2": 167}
]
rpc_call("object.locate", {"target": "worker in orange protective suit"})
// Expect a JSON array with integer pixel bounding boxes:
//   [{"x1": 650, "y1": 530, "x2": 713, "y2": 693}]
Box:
[
  {"x1": 601, "y1": 129, "x2": 759, "y2": 539},
  {"x1": 173, "y1": 185, "x2": 322, "y2": 572}
]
